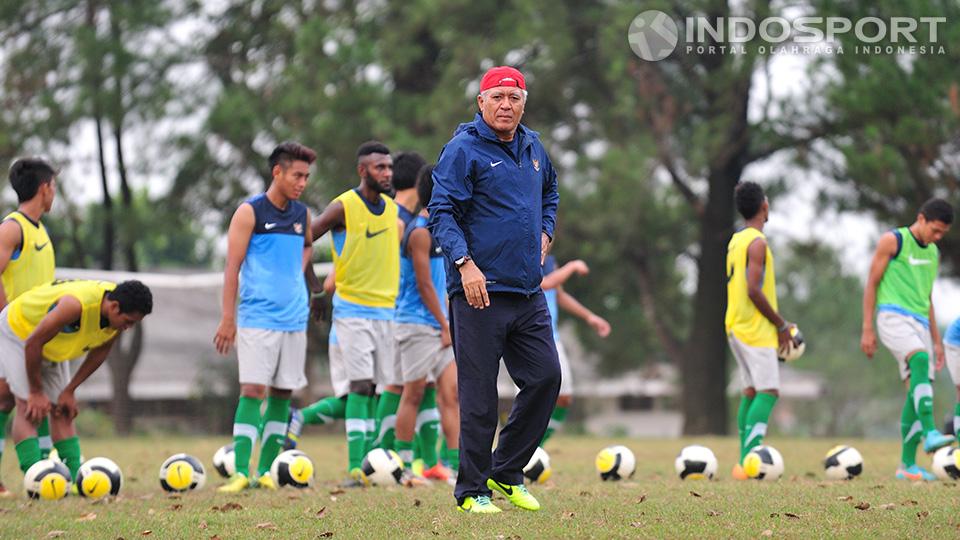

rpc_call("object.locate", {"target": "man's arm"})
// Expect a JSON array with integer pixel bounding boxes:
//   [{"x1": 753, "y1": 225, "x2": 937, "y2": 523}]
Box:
[
  {"x1": 214, "y1": 204, "x2": 254, "y2": 355},
  {"x1": 23, "y1": 295, "x2": 83, "y2": 423},
  {"x1": 557, "y1": 286, "x2": 610, "y2": 337},
  {"x1": 541, "y1": 260, "x2": 589, "y2": 290},
  {"x1": 305, "y1": 201, "x2": 345, "y2": 295},
  {"x1": 302, "y1": 210, "x2": 314, "y2": 272},
  {"x1": 0, "y1": 220, "x2": 23, "y2": 310},
  {"x1": 931, "y1": 300, "x2": 945, "y2": 370},
  {"x1": 56, "y1": 335, "x2": 118, "y2": 420},
  {"x1": 745, "y1": 238, "x2": 792, "y2": 351},
  {"x1": 409, "y1": 229, "x2": 451, "y2": 347},
  {"x1": 861, "y1": 232, "x2": 897, "y2": 359}
]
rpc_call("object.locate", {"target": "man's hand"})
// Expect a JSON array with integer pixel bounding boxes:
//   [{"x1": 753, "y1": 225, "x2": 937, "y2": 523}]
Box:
[
  {"x1": 214, "y1": 317, "x2": 237, "y2": 355},
  {"x1": 541, "y1": 233, "x2": 551, "y2": 265},
  {"x1": 310, "y1": 292, "x2": 329, "y2": 322},
  {"x1": 56, "y1": 389, "x2": 78, "y2": 420},
  {"x1": 777, "y1": 323, "x2": 797, "y2": 355},
  {"x1": 440, "y1": 323, "x2": 452, "y2": 348},
  {"x1": 860, "y1": 327, "x2": 877, "y2": 359},
  {"x1": 935, "y1": 341, "x2": 946, "y2": 371},
  {"x1": 587, "y1": 314, "x2": 611, "y2": 338},
  {"x1": 566, "y1": 260, "x2": 590, "y2": 276},
  {"x1": 26, "y1": 391, "x2": 51, "y2": 424},
  {"x1": 459, "y1": 261, "x2": 489, "y2": 309}
]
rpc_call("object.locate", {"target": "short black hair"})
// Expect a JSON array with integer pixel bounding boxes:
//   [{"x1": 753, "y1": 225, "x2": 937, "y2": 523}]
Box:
[
  {"x1": 9, "y1": 158, "x2": 56, "y2": 203},
  {"x1": 920, "y1": 198, "x2": 954, "y2": 225},
  {"x1": 416, "y1": 164, "x2": 435, "y2": 210},
  {"x1": 268, "y1": 141, "x2": 317, "y2": 172},
  {"x1": 734, "y1": 181, "x2": 765, "y2": 220},
  {"x1": 392, "y1": 152, "x2": 426, "y2": 191},
  {"x1": 356, "y1": 140, "x2": 391, "y2": 161},
  {"x1": 108, "y1": 280, "x2": 153, "y2": 315}
]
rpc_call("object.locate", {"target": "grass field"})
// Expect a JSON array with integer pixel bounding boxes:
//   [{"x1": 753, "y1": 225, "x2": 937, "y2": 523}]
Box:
[{"x1": 2, "y1": 435, "x2": 960, "y2": 539}]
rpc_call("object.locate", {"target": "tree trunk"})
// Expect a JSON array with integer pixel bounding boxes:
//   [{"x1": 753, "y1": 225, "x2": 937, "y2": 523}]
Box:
[
  {"x1": 87, "y1": 0, "x2": 114, "y2": 270},
  {"x1": 107, "y1": 324, "x2": 143, "y2": 435}
]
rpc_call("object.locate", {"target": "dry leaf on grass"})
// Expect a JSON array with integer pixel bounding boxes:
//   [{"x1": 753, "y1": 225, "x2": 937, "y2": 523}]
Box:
[
  {"x1": 141, "y1": 531, "x2": 152, "y2": 536},
  {"x1": 636, "y1": 494, "x2": 647, "y2": 504},
  {"x1": 579, "y1": 491, "x2": 592, "y2": 497},
  {"x1": 255, "y1": 522, "x2": 278, "y2": 530},
  {"x1": 784, "y1": 513, "x2": 800, "y2": 519},
  {"x1": 169, "y1": 504, "x2": 182, "y2": 511},
  {"x1": 837, "y1": 496, "x2": 853, "y2": 501},
  {"x1": 76, "y1": 512, "x2": 98, "y2": 522},
  {"x1": 917, "y1": 511, "x2": 930, "y2": 519},
  {"x1": 689, "y1": 491, "x2": 702, "y2": 498},
  {"x1": 198, "y1": 521, "x2": 208, "y2": 530},
  {"x1": 329, "y1": 488, "x2": 345, "y2": 495},
  {"x1": 707, "y1": 510, "x2": 722, "y2": 516},
  {"x1": 854, "y1": 502, "x2": 870, "y2": 510},
  {"x1": 46, "y1": 532, "x2": 65, "y2": 538},
  {"x1": 413, "y1": 499, "x2": 422, "y2": 507},
  {"x1": 879, "y1": 504, "x2": 896, "y2": 510},
  {"x1": 562, "y1": 511, "x2": 575, "y2": 519},
  {"x1": 318, "y1": 533, "x2": 334, "y2": 538},
  {"x1": 630, "y1": 522, "x2": 642, "y2": 528},
  {"x1": 902, "y1": 500, "x2": 918, "y2": 506},
  {"x1": 769, "y1": 513, "x2": 779, "y2": 518},
  {"x1": 315, "y1": 507, "x2": 328, "y2": 518},
  {"x1": 760, "y1": 530, "x2": 773, "y2": 537}
]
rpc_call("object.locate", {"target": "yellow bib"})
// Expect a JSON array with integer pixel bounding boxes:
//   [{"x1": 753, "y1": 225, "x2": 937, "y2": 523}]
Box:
[
  {"x1": 331, "y1": 190, "x2": 400, "y2": 308},
  {"x1": 724, "y1": 228, "x2": 778, "y2": 348},
  {"x1": 8, "y1": 279, "x2": 118, "y2": 362},
  {"x1": 2, "y1": 212, "x2": 55, "y2": 302}
]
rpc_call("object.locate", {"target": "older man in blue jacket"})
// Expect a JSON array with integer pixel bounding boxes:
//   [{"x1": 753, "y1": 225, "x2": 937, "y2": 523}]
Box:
[{"x1": 428, "y1": 66, "x2": 561, "y2": 514}]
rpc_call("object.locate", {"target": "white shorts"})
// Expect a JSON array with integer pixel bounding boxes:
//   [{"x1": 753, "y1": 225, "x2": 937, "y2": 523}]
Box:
[
  {"x1": 236, "y1": 327, "x2": 307, "y2": 390},
  {"x1": 328, "y1": 341, "x2": 349, "y2": 398},
  {"x1": 395, "y1": 323, "x2": 455, "y2": 384},
  {"x1": 557, "y1": 340, "x2": 573, "y2": 396},
  {"x1": 876, "y1": 311, "x2": 935, "y2": 381},
  {"x1": 334, "y1": 318, "x2": 399, "y2": 385},
  {"x1": 0, "y1": 309, "x2": 71, "y2": 401},
  {"x1": 942, "y1": 343, "x2": 960, "y2": 386},
  {"x1": 729, "y1": 334, "x2": 780, "y2": 391}
]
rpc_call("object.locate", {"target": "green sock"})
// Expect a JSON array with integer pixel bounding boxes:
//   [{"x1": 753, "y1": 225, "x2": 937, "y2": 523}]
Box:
[
  {"x1": 413, "y1": 428, "x2": 422, "y2": 462},
  {"x1": 953, "y1": 402, "x2": 960, "y2": 440},
  {"x1": 16, "y1": 437, "x2": 41, "y2": 473},
  {"x1": 541, "y1": 405, "x2": 569, "y2": 445},
  {"x1": 346, "y1": 392, "x2": 371, "y2": 471},
  {"x1": 901, "y1": 394, "x2": 921, "y2": 467},
  {"x1": 439, "y1": 436, "x2": 447, "y2": 460},
  {"x1": 737, "y1": 395, "x2": 754, "y2": 460},
  {"x1": 53, "y1": 436, "x2": 82, "y2": 481},
  {"x1": 303, "y1": 396, "x2": 346, "y2": 425},
  {"x1": 416, "y1": 387, "x2": 440, "y2": 467},
  {"x1": 37, "y1": 417, "x2": 51, "y2": 459},
  {"x1": 0, "y1": 409, "x2": 9, "y2": 477},
  {"x1": 232, "y1": 396, "x2": 262, "y2": 478},
  {"x1": 908, "y1": 352, "x2": 936, "y2": 432},
  {"x1": 257, "y1": 396, "x2": 290, "y2": 476},
  {"x1": 742, "y1": 392, "x2": 778, "y2": 460},
  {"x1": 374, "y1": 390, "x2": 401, "y2": 451},
  {"x1": 443, "y1": 444, "x2": 459, "y2": 472},
  {"x1": 396, "y1": 439, "x2": 414, "y2": 468},
  {"x1": 365, "y1": 394, "x2": 378, "y2": 454}
]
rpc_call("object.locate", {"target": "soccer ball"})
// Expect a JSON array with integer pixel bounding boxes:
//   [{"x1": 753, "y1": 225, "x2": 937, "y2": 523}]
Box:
[
  {"x1": 212, "y1": 443, "x2": 236, "y2": 479},
  {"x1": 270, "y1": 450, "x2": 314, "y2": 488},
  {"x1": 674, "y1": 445, "x2": 718, "y2": 480},
  {"x1": 523, "y1": 447, "x2": 552, "y2": 484},
  {"x1": 159, "y1": 453, "x2": 206, "y2": 492},
  {"x1": 76, "y1": 457, "x2": 123, "y2": 498},
  {"x1": 778, "y1": 326, "x2": 806, "y2": 362},
  {"x1": 361, "y1": 448, "x2": 404, "y2": 485},
  {"x1": 743, "y1": 445, "x2": 784, "y2": 481},
  {"x1": 24, "y1": 459, "x2": 72, "y2": 500},
  {"x1": 595, "y1": 445, "x2": 636, "y2": 481},
  {"x1": 823, "y1": 445, "x2": 863, "y2": 480},
  {"x1": 931, "y1": 446, "x2": 960, "y2": 480}
]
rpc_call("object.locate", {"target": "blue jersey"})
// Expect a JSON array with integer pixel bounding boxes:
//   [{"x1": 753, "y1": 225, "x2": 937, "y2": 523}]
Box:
[
  {"x1": 945, "y1": 318, "x2": 960, "y2": 347},
  {"x1": 395, "y1": 216, "x2": 447, "y2": 328},
  {"x1": 238, "y1": 194, "x2": 309, "y2": 331},
  {"x1": 331, "y1": 228, "x2": 395, "y2": 321},
  {"x1": 543, "y1": 256, "x2": 560, "y2": 340}
]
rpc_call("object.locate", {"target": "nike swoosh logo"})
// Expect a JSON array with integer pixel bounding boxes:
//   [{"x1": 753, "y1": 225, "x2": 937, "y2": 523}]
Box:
[
  {"x1": 366, "y1": 227, "x2": 388, "y2": 238},
  {"x1": 34, "y1": 242, "x2": 48, "y2": 251},
  {"x1": 490, "y1": 160, "x2": 503, "y2": 168},
  {"x1": 908, "y1": 255, "x2": 932, "y2": 266},
  {"x1": 492, "y1": 479, "x2": 512, "y2": 496},
  {"x1": 264, "y1": 223, "x2": 277, "y2": 230}
]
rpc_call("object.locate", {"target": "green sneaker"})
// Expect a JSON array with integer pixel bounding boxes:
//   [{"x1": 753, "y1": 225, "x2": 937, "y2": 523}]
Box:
[
  {"x1": 487, "y1": 478, "x2": 540, "y2": 511},
  {"x1": 458, "y1": 495, "x2": 502, "y2": 513}
]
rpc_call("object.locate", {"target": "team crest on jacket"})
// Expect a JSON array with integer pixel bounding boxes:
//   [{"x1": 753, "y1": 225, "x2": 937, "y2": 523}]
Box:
[
  {"x1": 294, "y1": 222, "x2": 303, "y2": 234},
  {"x1": 532, "y1": 159, "x2": 540, "y2": 172}
]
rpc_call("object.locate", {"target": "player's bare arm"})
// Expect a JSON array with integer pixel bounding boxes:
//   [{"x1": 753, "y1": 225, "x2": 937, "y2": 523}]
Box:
[
  {"x1": 306, "y1": 201, "x2": 345, "y2": 318},
  {"x1": 214, "y1": 203, "x2": 255, "y2": 355},
  {"x1": 557, "y1": 286, "x2": 611, "y2": 337},
  {"x1": 930, "y1": 300, "x2": 945, "y2": 371},
  {"x1": 861, "y1": 231, "x2": 896, "y2": 359},
  {"x1": 745, "y1": 238, "x2": 793, "y2": 352},
  {"x1": 0, "y1": 219, "x2": 23, "y2": 310},
  {"x1": 409, "y1": 228, "x2": 451, "y2": 347},
  {"x1": 541, "y1": 260, "x2": 589, "y2": 290},
  {"x1": 302, "y1": 210, "x2": 314, "y2": 273},
  {"x1": 57, "y1": 335, "x2": 119, "y2": 420},
  {"x1": 23, "y1": 295, "x2": 83, "y2": 423}
]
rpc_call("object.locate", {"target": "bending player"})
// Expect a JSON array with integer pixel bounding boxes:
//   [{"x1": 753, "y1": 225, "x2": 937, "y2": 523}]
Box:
[
  {"x1": 1, "y1": 279, "x2": 152, "y2": 483},
  {"x1": 538, "y1": 251, "x2": 611, "y2": 446},
  {"x1": 0, "y1": 159, "x2": 57, "y2": 497},
  {"x1": 861, "y1": 198, "x2": 954, "y2": 480},
  {"x1": 725, "y1": 182, "x2": 797, "y2": 480},
  {"x1": 214, "y1": 142, "x2": 316, "y2": 493}
]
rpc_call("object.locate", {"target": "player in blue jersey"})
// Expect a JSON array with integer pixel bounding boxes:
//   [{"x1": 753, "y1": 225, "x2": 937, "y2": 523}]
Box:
[
  {"x1": 214, "y1": 141, "x2": 316, "y2": 493},
  {"x1": 941, "y1": 317, "x2": 960, "y2": 440}
]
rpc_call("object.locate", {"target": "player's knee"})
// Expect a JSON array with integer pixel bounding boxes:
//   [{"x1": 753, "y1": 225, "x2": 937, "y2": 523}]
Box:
[
  {"x1": 743, "y1": 387, "x2": 757, "y2": 399},
  {"x1": 240, "y1": 384, "x2": 267, "y2": 400},
  {"x1": 269, "y1": 387, "x2": 292, "y2": 399},
  {"x1": 556, "y1": 394, "x2": 573, "y2": 408},
  {"x1": 402, "y1": 383, "x2": 426, "y2": 404},
  {"x1": 760, "y1": 388, "x2": 779, "y2": 398},
  {"x1": 349, "y1": 380, "x2": 376, "y2": 396},
  {"x1": 0, "y1": 392, "x2": 14, "y2": 412}
]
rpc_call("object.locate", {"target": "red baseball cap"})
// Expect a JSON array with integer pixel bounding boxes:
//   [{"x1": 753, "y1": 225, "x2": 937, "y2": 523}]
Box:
[{"x1": 480, "y1": 66, "x2": 526, "y2": 92}]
